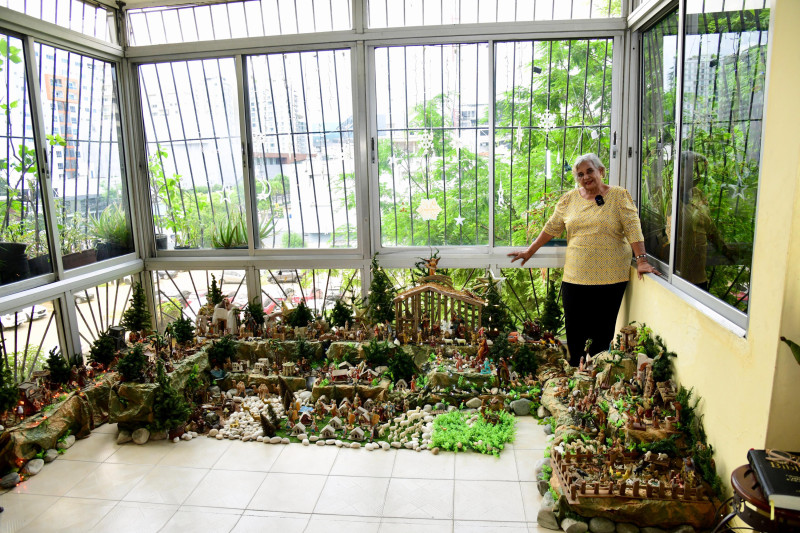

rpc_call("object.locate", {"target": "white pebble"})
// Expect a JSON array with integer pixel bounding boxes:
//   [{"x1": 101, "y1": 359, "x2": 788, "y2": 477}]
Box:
[
  {"x1": 302, "y1": 439, "x2": 310, "y2": 446},
  {"x1": 350, "y1": 442, "x2": 361, "y2": 449},
  {"x1": 335, "y1": 440, "x2": 343, "y2": 447},
  {"x1": 173, "y1": 437, "x2": 180, "y2": 443},
  {"x1": 326, "y1": 439, "x2": 336, "y2": 446},
  {"x1": 281, "y1": 438, "x2": 290, "y2": 444},
  {"x1": 216, "y1": 434, "x2": 223, "y2": 440},
  {"x1": 209, "y1": 429, "x2": 218, "y2": 437},
  {"x1": 316, "y1": 440, "x2": 326, "y2": 446}
]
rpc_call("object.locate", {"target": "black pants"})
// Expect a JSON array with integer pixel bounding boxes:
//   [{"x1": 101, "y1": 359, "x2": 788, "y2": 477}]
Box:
[{"x1": 561, "y1": 281, "x2": 628, "y2": 367}]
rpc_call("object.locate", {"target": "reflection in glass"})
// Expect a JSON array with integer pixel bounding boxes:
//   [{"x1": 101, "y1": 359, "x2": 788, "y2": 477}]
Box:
[{"x1": 676, "y1": 3, "x2": 769, "y2": 313}]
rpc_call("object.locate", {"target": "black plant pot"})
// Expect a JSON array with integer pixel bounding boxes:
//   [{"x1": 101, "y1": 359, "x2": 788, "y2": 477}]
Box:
[
  {"x1": 155, "y1": 234, "x2": 169, "y2": 250},
  {"x1": 28, "y1": 254, "x2": 52, "y2": 276},
  {"x1": 96, "y1": 242, "x2": 130, "y2": 261},
  {"x1": 62, "y1": 249, "x2": 97, "y2": 270},
  {"x1": 0, "y1": 242, "x2": 30, "y2": 284}
]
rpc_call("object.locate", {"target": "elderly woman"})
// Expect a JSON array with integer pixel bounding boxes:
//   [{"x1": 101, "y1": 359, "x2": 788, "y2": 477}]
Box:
[{"x1": 509, "y1": 153, "x2": 658, "y2": 366}]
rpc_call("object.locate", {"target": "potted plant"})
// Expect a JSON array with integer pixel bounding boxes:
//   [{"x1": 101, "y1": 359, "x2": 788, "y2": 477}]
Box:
[
  {"x1": 59, "y1": 212, "x2": 97, "y2": 269},
  {"x1": 0, "y1": 223, "x2": 30, "y2": 284},
  {"x1": 211, "y1": 214, "x2": 247, "y2": 249},
  {"x1": 91, "y1": 204, "x2": 133, "y2": 261}
]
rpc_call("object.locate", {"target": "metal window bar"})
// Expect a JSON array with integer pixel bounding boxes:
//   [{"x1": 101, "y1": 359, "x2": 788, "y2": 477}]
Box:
[
  {"x1": 0, "y1": 0, "x2": 114, "y2": 42},
  {"x1": 0, "y1": 303, "x2": 59, "y2": 383},
  {"x1": 74, "y1": 277, "x2": 132, "y2": 349},
  {"x1": 153, "y1": 270, "x2": 247, "y2": 329}
]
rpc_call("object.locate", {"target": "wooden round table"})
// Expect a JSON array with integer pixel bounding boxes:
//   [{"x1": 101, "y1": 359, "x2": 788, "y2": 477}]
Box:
[{"x1": 712, "y1": 465, "x2": 800, "y2": 532}]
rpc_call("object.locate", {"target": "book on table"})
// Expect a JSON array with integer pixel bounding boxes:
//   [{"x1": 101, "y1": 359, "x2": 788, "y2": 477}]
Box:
[{"x1": 747, "y1": 449, "x2": 800, "y2": 514}]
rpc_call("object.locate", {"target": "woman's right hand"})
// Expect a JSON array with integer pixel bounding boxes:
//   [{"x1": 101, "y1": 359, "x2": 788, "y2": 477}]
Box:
[{"x1": 508, "y1": 249, "x2": 534, "y2": 266}]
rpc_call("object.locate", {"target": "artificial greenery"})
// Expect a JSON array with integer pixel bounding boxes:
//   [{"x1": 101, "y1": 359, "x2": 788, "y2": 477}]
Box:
[
  {"x1": 121, "y1": 282, "x2": 152, "y2": 333},
  {"x1": 245, "y1": 298, "x2": 266, "y2": 331},
  {"x1": 430, "y1": 409, "x2": 516, "y2": 456},
  {"x1": 364, "y1": 254, "x2": 395, "y2": 326},
  {"x1": 513, "y1": 342, "x2": 539, "y2": 377},
  {"x1": 328, "y1": 298, "x2": 353, "y2": 328},
  {"x1": 45, "y1": 348, "x2": 71, "y2": 385},
  {"x1": 479, "y1": 276, "x2": 512, "y2": 335},
  {"x1": 150, "y1": 360, "x2": 191, "y2": 432},
  {"x1": 286, "y1": 301, "x2": 314, "y2": 328},
  {"x1": 208, "y1": 274, "x2": 224, "y2": 306},
  {"x1": 87, "y1": 330, "x2": 117, "y2": 368},
  {"x1": 206, "y1": 335, "x2": 238, "y2": 369},
  {"x1": 386, "y1": 348, "x2": 416, "y2": 384},
  {"x1": 168, "y1": 314, "x2": 195, "y2": 345},
  {"x1": 488, "y1": 330, "x2": 514, "y2": 364},
  {"x1": 539, "y1": 280, "x2": 563, "y2": 335},
  {"x1": 116, "y1": 344, "x2": 147, "y2": 383},
  {"x1": 294, "y1": 337, "x2": 320, "y2": 364},
  {"x1": 363, "y1": 337, "x2": 393, "y2": 367},
  {"x1": 0, "y1": 366, "x2": 19, "y2": 415},
  {"x1": 184, "y1": 363, "x2": 203, "y2": 401}
]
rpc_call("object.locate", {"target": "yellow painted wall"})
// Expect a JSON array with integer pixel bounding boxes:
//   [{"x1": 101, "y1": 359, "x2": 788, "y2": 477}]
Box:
[{"x1": 618, "y1": 0, "x2": 800, "y2": 491}]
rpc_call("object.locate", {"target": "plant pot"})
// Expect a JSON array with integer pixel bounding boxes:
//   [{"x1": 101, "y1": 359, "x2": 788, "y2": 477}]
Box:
[
  {"x1": 0, "y1": 242, "x2": 30, "y2": 284},
  {"x1": 62, "y1": 249, "x2": 98, "y2": 270},
  {"x1": 155, "y1": 234, "x2": 169, "y2": 250},
  {"x1": 28, "y1": 254, "x2": 52, "y2": 276},
  {"x1": 96, "y1": 242, "x2": 131, "y2": 261}
]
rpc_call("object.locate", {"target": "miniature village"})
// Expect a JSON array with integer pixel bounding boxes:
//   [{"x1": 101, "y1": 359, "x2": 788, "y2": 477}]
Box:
[{"x1": 0, "y1": 256, "x2": 722, "y2": 531}]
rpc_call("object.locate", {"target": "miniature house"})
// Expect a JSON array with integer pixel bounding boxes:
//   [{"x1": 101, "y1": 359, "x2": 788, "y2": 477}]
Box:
[
  {"x1": 328, "y1": 416, "x2": 343, "y2": 430},
  {"x1": 290, "y1": 423, "x2": 307, "y2": 437},
  {"x1": 320, "y1": 425, "x2": 336, "y2": 439},
  {"x1": 348, "y1": 427, "x2": 365, "y2": 441}
]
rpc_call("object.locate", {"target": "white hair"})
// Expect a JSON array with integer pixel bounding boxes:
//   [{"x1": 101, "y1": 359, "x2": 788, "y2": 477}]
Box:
[{"x1": 572, "y1": 153, "x2": 606, "y2": 183}]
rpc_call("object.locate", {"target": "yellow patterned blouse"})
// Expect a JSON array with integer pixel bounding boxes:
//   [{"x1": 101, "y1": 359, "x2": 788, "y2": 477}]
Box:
[{"x1": 543, "y1": 186, "x2": 644, "y2": 285}]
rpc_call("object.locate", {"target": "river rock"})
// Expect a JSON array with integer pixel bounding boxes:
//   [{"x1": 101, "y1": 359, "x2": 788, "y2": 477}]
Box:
[
  {"x1": 43, "y1": 449, "x2": 59, "y2": 463},
  {"x1": 132, "y1": 428, "x2": 150, "y2": 445},
  {"x1": 510, "y1": 398, "x2": 533, "y2": 416},
  {"x1": 561, "y1": 518, "x2": 589, "y2": 533},
  {"x1": 57, "y1": 434, "x2": 76, "y2": 450},
  {"x1": 0, "y1": 472, "x2": 20, "y2": 488},
  {"x1": 465, "y1": 398, "x2": 482, "y2": 409},
  {"x1": 205, "y1": 411, "x2": 220, "y2": 426},
  {"x1": 350, "y1": 442, "x2": 361, "y2": 449},
  {"x1": 117, "y1": 429, "x2": 132, "y2": 444},
  {"x1": 302, "y1": 439, "x2": 309, "y2": 446},
  {"x1": 269, "y1": 436, "x2": 281, "y2": 444},
  {"x1": 589, "y1": 517, "x2": 615, "y2": 533},
  {"x1": 616, "y1": 524, "x2": 639, "y2": 533},
  {"x1": 150, "y1": 430, "x2": 168, "y2": 441},
  {"x1": 22, "y1": 458, "x2": 44, "y2": 476},
  {"x1": 543, "y1": 424, "x2": 553, "y2": 435},
  {"x1": 534, "y1": 457, "x2": 551, "y2": 476},
  {"x1": 281, "y1": 438, "x2": 290, "y2": 444},
  {"x1": 297, "y1": 434, "x2": 308, "y2": 441},
  {"x1": 209, "y1": 428, "x2": 218, "y2": 437},
  {"x1": 542, "y1": 490, "x2": 556, "y2": 509},
  {"x1": 538, "y1": 405, "x2": 551, "y2": 418},
  {"x1": 181, "y1": 433, "x2": 193, "y2": 441},
  {"x1": 381, "y1": 442, "x2": 390, "y2": 450},
  {"x1": 538, "y1": 479, "x2": 550, "y2": 495},
  {"x1": 537, "y1": 507, "x2": 560, "y2": 530},
  {"x1": 316, "y1": 440, "x2": 325, "y2": 446},
  {"x1": 391, "y1": 441, "x2": 401, "y2": 448},
  {"x1": 423, "y1": 404, "x2": 432, "y2": 412}
]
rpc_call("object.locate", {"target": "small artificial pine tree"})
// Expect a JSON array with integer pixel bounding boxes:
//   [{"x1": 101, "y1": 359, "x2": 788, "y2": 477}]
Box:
[
  {"x1": 488, "y1": 330, "x2": 514, "y2": 364},
  {"x1": 480, "y1": 277, "x2": 512, "y2": 338},
  {"x1": 116, "y1": 344, "x2": 147, "y2": 383},
  {"x1": 169, "y1": 314, "x2": 195, "y2": 345},
  {"x1": 151, "y1": 360, "x2": 191, "y2": 432},
  {"x1": 0, "y1": 366, "x2": 19, "y2": 416},
  {"x1": 121, "y1": 282, "x2": 152, "y2": 334},
  {"x1": 287, "y1": 301, "x2": 314, "y2": 328},
  {"x1": 328, "y1": 298, "x2": 353, "y2": 328},
  {"x1": 45, "y1": 348, "x2": 71, "y2": 385},
  {"x1": 208, "y1": 274, "x2": 223, "y2": 306},
  {"x1": 539, "y1": 280, "x2": 564, "y2": 336},
  {"x1": 365, "y1": 254, "x2": 395, "y2": 326},
  {"x1": 245, "y1": 298, "x2": 266, "y2": 331},
  {"x1": 88, "y1": 330, "x2": 118, "y2": 368}
]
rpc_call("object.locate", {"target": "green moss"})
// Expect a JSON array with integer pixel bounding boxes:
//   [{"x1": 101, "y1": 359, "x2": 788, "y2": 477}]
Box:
[{"x1": 430, "y1": 410, "x2": 516, "y2": 456}]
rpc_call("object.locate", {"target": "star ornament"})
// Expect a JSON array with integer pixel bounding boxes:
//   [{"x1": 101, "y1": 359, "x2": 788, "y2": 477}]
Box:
[
  {"x1": 416, "y1": 198, "x2": 442, "y2": 221},
  {"x1": 454, "y1": 215, "x2": 466, "y2": 226}
]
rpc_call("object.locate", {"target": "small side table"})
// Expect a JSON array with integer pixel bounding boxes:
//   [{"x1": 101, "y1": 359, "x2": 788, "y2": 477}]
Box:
[{"x1": 712, "y1": 465, "x2": 800, "y2": 532}]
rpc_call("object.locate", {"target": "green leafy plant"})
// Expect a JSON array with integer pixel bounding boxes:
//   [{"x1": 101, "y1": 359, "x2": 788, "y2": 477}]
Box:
[
  {"x1": 479, "y1": 274, "x2": 513, "y2": 334},
  {"x1": 328, "y1": 298, "x2": 353, "y2": 328},
  {"x1": 168, "y1": 314, "x2": 195, "y2": 345},
  {"x1": 211, "y1": 214, "x2": 247, "y2": 248},
  {"x1": 430, "y1": 409, "x2": 516, "y2": 456},
  {"x1": 208, "y1": 274, "x2": 223, "y2": 306},
  {"x1": 87, "y1": 330, "x2": 118, "y2": 368},
  {"x1": 386, "y1": 349, "x2": 417, "y2": 384},
  {"x1": 45, "y1": 348, "x2": 71, "y2": 385},
  {"x1": 116, "y1": 344, "x2": 147, "y2": 383},
  {"x1": 0, "y1": 365, "x2": 19, "y2": 416},
  {"x1": 513, "y1": 342, "x2": 539, "y2": 376},
  {"x1": 89, "y1": 204, "x2": 131, "y2": 247},
  {"x1": 245, "y1": 298, "x2": 266, "y2": 330},
  {"x1": 206, "y1": 335, "x2": 238, "y2": 369},
  {"x1": 286, "y1": 301, "x2": 314, "y2": 328},
  {"x1": 363, "y1": 254, "x2": 395, "y2": 325},
  {"x1": 362, "y1": 338, "x2": 393, "y2": 367}
]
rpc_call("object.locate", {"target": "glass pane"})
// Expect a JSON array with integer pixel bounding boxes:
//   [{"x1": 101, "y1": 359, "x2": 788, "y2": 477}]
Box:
[
  {"x1": 376, "y1": 44, "x2": 490, "y2": 247},
  {"x1": 676, "y1": 2, "x2": 769, "y2": 313},
  {"x1": 0, "y1": 33, "x2": 53, "y2": 285},
  {"x1": 495, "y1": 39, "x2": 614, "y2": 247},
  {"x1": 368, "y1": 0, "x2": 620, "y2": 28},
  {"x1": 0, "y1": 300, "x2": 61, "y2": 385},
  {"x1": 500, "y1": 267, "x2": 564, "y2": 335},
  {"x1": 0, "y1": 0, "x2": 116, "y2": 43},
  {"x1": 247, "y1": 50, "x2": 357, "y2": 249},
  {"x1": 639, "y1": 11, "x2": 678, "y2": 265},
  {"x1": 140, "y1": 59, "x2": 244, "y2": 250},
  {"x1": 152, "y1": 269, "x2": 248, "y2": 332},
  {"x1": 127, "y1": 0, "x2": 352, "y2": 46},
  {"x1": 260, "y1": 268, "x2": 362, "y2": 318},
  {"x1": 75, "y1": 275, "x2": 133, "y2": 355},
  {"x1": 37, "y1": 44, "x2": 133, "y2": 268}
]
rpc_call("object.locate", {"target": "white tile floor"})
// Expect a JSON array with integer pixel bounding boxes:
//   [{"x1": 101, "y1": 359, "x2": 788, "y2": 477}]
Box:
[{"x1": 0, "y1": 416, "x2": 550, "y2": 533}]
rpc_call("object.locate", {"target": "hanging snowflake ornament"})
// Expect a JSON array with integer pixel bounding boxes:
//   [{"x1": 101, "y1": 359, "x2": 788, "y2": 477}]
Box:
[
  {"x1": 537, "y1": 109, "x2": 557, "y2": 133},
  {"x1": 497, "y1": 182, "x2": 507, "y2": 208},
  {"x1": 515, "y1": 126, "x2": 524, "y2": 147},
  {"x1": 416, "y1": 198, "x2": 442, "y2": 221},
  {"x1": 419, "y1": 130, "x2": 435, "y2": 155}
]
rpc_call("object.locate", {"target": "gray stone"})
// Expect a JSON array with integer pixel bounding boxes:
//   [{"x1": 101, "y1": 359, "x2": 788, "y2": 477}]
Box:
[
  {"x1": 209, "y1": 385, "x2": 221, "y2": 397},
  {"x1": 434, "y1": 403, "x2": 446, "y2": 411},
  {"x1": 57, "y1": 434, "x2": 76, "y2": 450},
  {"x1": 227, "y1": 389, "x2": 238, "y2": 398},
  {"x1": 670, "y1": 527, "x2": 695, "y2": 533},
  {"x1": 561, "y1": 518, "x2": 589, "y2": 533},
  {"x1": 465, "y1": 397, "x2": 482, "y2": 409},
  {"x1": 538, "y1": 405, "x2": 551, "y2": 418},
  {"x1": 132, "y1": 428, "x2": 150, "y2": 445},
  {"x1": 423, "y1": 404, "x2": 433, "y2": 412},
  {"x1": 537, "y1": 479, "x2": 550, "y2": 495},
  {"x1": 117, "y1": 429, "x2": 132, "y2": 444},
  {"x1": 534, "y1": 456, "x2": 551, "y2": 476},
  {"x1": 589, "y1": 517, "x2": 615, "y2": 533},
  {"x1": 542, "y1": 490, "x2": 556, "y2": 509},
  {"x1": 22, "y1": 458, "x2": 45, "y2": 476},
  {"x1": 43, "y1": 449, "x2": 59, "y2": 463},
  {"x1": 205, "y1": 411, "x2": 220, "y2": 426},
  {"x1": 150, "y1": 430, "x2": 168, "y2": 441},
  {"x1": 537, "y1": 507, "x2": 560, "y2": 531},
  {"x1": 0, "y1": 472, "x2": 20, "y2": 488},
  {"x1": 640, "y1": 528, "x2": 666, "y2": 533},
  {"x1": 616, "y1": 524, "x2": 639, "y2": 533},
  {"x1": 510, "y1": 398, "x2": 533, "y2": 416}
]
